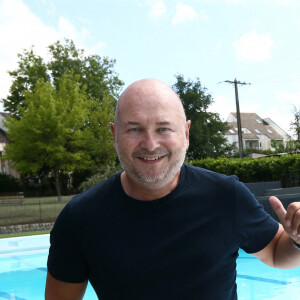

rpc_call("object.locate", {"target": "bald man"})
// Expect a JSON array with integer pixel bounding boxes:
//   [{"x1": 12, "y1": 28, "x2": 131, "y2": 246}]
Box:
[{"x1": 46, "y1": 79, "x2": 300, "y2": 300}]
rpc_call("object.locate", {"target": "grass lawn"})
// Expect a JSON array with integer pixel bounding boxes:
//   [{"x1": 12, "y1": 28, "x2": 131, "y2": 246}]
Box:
[
  {"x1": 20, "y1": 195, "x2": 73, "y2": 204},
  {"x1": 0, "y1": 230, "x2": 50, "y2": 239},
  {"x1": 0, "y1": 195, "x2": 75, "y2": 227}
]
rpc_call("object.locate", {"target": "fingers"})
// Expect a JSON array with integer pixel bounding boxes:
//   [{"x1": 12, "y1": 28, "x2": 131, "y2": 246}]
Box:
[
  {"x1": 269, "y1": 196, "x2": 287, "y2": 225},
  {"x1": 286, "y1": 202, "x2": 300, "y2": 237},
  {"x1": 269, "y1": 196, "x2": 300, "y2": 239}
]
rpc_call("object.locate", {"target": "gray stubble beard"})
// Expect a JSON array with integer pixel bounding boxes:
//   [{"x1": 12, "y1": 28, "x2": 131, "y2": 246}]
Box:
[{"x1": 115, "y1": 139, "x2": 187, "y2": 190}]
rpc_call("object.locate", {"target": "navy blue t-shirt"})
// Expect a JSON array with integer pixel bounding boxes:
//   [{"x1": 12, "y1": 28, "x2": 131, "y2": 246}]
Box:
[{"x1": 47, "y1": 164, "x2": 279, "y2": 299}]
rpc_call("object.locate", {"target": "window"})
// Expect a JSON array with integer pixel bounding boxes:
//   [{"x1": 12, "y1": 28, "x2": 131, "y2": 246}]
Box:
[
  {"x1": 255, "y1": 129, "x2": 261, "y2": 133},
  {"x1": 256, "y1": 119, "x2": 262, "y2": 123},
  {"x1": 242, "y1": 128, "x2": 251, "y2": 134},
  {"x1": 267, "y1": 129, "x2": 273, "y2": 133},
  {"x1": 229, "y1": 129, "x2": 234, "y2": 133}
]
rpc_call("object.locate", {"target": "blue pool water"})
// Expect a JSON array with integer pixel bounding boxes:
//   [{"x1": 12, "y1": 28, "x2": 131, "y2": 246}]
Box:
[{"x1": 0, "y1": 234, "x2": 299, "y2": 299}]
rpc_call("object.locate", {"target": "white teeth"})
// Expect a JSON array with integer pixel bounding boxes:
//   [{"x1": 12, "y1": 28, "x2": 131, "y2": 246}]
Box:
[{"x1": 142, "y1": 156, "x2": 161, "y2": 161}]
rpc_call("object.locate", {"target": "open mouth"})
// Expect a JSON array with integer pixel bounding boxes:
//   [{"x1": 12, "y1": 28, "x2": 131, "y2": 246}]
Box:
[{"x1": 137, "y1": 155, "x2": 166, "y2": 162}]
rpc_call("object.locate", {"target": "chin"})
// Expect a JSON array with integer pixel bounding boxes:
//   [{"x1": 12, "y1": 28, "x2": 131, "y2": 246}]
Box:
[
  {"x1": 132, "y1": 171, "x2": 176, "y2": 190},
  {"x1": 137, "y1": 179, "x2": 172, "y2": 190}
]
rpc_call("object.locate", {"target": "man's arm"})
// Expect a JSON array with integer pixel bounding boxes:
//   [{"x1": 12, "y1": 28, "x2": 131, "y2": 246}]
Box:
[
  {"x1": 253, "y1": 196, "x2": 300, "y2": 269},
  {"x1": 45, "y1": 272, "x2": 88, "y2": 300}
]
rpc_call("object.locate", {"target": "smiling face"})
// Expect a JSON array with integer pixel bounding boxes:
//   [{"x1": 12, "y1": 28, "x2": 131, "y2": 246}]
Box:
[{"x1": 111, "y1": 79, "x2": 190, "y2": 194}]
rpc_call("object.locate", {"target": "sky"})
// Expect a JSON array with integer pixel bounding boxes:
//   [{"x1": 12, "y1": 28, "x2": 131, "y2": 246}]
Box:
[{"x1": 1, "y1": 0, "x2": 300, "y2": 136}]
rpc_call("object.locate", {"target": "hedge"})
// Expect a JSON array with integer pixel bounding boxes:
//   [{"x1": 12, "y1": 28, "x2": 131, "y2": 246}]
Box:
[
  {"x1": 188, "y1": 154, "x2": 300, "y2": 186},
  {"x1": 0, "y1": 173, "x2": 21, "y2": 193}
]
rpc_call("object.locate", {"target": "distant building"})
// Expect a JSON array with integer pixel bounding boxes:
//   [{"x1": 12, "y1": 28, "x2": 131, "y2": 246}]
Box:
[
  {"x1": 0, "y1": 112, "x2": 20, "y2": 178},
  {"x1": 225, "y1": 112, "x2": 291, "y2": 151}
]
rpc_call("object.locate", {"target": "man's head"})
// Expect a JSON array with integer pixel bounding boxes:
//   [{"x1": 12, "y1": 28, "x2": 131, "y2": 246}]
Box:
[{"x1": 111, "y1": 78, "x2": 190, "y2": 191}]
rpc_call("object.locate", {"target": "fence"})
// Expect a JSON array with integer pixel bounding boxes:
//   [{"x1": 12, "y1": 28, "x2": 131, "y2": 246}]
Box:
[{"x1": 0, "y1": 196, "x2": 72, "y2": 227}]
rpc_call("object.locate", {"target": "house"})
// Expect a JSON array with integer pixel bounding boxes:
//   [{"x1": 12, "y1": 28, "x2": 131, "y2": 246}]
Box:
[
  {"x1": 0, "y1": 112, "x2": 20, "y2": 179},
  {"x1": 225, "y1": 112, "x2": 291, "y2": 151}
]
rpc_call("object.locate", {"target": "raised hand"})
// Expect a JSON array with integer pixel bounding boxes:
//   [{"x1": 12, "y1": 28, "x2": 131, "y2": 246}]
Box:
[{"x1": 269, "y1": 196, "x2": 300, "y2": 244}]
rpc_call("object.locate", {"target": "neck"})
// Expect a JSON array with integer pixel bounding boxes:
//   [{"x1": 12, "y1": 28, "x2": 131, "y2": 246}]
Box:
[{"x1": 120, "y1": 170, "x2": 181, "y2": 201}]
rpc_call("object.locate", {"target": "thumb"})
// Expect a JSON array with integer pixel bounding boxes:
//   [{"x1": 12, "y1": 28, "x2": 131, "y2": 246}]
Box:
[{"x1": 269, "y1": 196, "x2": 287, "y2": 225}]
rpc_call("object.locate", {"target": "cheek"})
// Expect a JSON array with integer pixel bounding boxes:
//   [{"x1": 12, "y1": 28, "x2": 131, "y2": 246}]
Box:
[
  {"x1": 166, "y1": 134, "x2": 187, "y2": 146},
  {"x1": 117, "y1": 136, "x2": 138, "y2": 152}
]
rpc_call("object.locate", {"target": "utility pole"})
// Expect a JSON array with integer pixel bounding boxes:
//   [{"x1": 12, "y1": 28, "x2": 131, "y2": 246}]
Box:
[{"x1": 222, "y1": 79, "x2": 251, "y2": 159}]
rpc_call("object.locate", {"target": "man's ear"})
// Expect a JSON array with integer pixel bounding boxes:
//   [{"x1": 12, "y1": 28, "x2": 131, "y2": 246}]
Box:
[
  {"x1": 110, "y1": 122, "x2": 117, "y2": 151},
  {"x1": 185, "y1": 120, "x2": 191, "y2": 149}
]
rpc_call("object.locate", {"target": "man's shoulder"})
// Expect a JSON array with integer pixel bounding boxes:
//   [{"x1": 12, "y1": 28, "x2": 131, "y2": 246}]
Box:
[
  {"x1": 183, "y1": 163, "x2": 237, "y2": 183},
  {"x1": 181, "y1": 163, "x2": 243, "y2": 197},
  {"x1": 69, "y1": 171, "x2": 122, "y2": 208}
]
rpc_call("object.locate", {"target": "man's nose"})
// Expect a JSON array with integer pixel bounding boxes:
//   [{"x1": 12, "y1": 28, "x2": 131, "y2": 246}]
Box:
[{"x1": 140, "y1": 131, "x2": 160, "y2": 151}]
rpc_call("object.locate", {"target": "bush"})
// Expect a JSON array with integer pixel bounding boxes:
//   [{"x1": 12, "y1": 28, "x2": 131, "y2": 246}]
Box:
[
  {"x1": 80, "y1": 164, "x2": 122, "y2": 191},
  {"x1": 189, "y1": 153, "x2": 300, "y2": 186},
  {"x1": 0, "y1": 173, "x2": 21, "y2": 193}
]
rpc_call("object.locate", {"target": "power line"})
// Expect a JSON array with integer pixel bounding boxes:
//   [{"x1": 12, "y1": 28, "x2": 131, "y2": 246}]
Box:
[{"x1": 220, "y1": 79, "x2": 251, "y2": 159}]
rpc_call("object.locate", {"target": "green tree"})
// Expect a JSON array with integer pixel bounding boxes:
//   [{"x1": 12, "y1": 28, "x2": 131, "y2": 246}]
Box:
[
  {"x1": 172, "y1": 74, "x2": 233, "y2": 159},
  {"x1": 290, "y1": 106, "x2": 300, "y2": 143},
  {"x1": 2, "y1": 39, "x2": 123, "y2": 118},
  {"x1": 2, "y1": 39, "x2": 123, "y2": 191},
  {"x1": 47, "y1": 40, "x2": 123, "y2": 101},
  {"x1": 3, "y1": 49, "x2": 49, "y2": 118},
  {"x1": 0, "y1": 173, "x2": 21, "y2": 193},
  {"x1": 82, "y1": 93, "x2": 117, "y2": 165},
  {"x1": 4, "y1": 74, "x2": 115, "y2": 202}
]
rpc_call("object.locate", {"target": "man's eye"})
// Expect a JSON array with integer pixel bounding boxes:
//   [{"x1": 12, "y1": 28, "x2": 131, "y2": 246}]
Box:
[
  {"x1": 130, "y1": 128, "x2": 140, "y2": 132},
  {"x1": 159, "y1": 128, "x2": 169, "y2": 132}
]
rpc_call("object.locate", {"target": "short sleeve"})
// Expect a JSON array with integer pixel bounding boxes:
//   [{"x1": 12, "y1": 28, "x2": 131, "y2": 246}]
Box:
[
  {"x1": 234, "y1": 179, "x2": 279, "y2": 253},
  {"x1": 47, "y1": 201, "x2": 89, "y2": 283}
]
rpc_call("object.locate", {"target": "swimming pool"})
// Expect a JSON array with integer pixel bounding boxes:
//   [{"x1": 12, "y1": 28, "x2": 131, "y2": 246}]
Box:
[{"x1": 0, "y1": 234, "x2": 299, "y2": 299}]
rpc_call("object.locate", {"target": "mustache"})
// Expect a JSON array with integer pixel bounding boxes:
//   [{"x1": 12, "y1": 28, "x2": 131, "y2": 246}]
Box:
[{"x1": 133, "y1": 149, "x2": 170, "y2": 157}]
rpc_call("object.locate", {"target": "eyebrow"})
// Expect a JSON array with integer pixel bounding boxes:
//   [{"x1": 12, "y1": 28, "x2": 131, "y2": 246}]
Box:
[{"x1": 126, "y1": 121, "x2": 171, "y2": 126}]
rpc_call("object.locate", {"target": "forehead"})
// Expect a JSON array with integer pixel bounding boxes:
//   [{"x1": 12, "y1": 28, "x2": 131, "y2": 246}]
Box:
[{"x1": 117, "y1": 83, "x2": 184, "y2": 124}]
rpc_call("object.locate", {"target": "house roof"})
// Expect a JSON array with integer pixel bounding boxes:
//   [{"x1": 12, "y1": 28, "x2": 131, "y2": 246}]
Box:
[
  {"x1": 0, "y1": 128, "x2": 8, "y2": 143},
  {"x1": 226, "y1": 112, "x2": 283, "y2": 140},
  {"x1": 0, "y1": 112, "x2": 10, "y2": 132}
]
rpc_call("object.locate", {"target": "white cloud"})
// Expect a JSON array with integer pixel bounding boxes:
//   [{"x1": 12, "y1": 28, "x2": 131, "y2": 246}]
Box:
[
  {"x1": 208, "y1": 95, "x2": 235, "y2": 121},
  {"x1": 209, "y1": 91, "x2": 261, "y2": 119},
  {"x1": 260, "y1": 90, "x2": 300, "y2": 135},
  {"x1": 205, "y1": 0, "x2": 245, "y2": 4},
  {"x1": 263, "y1": 106, "x2": 293, "y2": 135},
  {"x1": 275, "y1": 90, "x2": 300, "y2": 107},
  {"x1": 209, "y1": 92, "x2": 293, "y2": 135},
  {"x1": 213, "y1": 43, "x2": 223, "y2": 55},
  {"x1": 58, "y1": 16, "x2": 90, "y2": 44},
  {"x1": 0, "y1": 0, "x2": 104, "y2": 110},
  {"x1": 263, "y1": 0, "x2": 300, "y2": 7},
  {"x1": 41, "y1": 0, "x2": 56, "y2": 15},
  {"x1": 233, "y1": 30, "x2": 274, "y2": 62},
  {"x1": 148, "y1": 0, "x2": 167, "y2": 19},
  {"x1": 0, "y1": 0, "x2": 58, "y2": 106},
  {"x1": 85, "y1": 42, "x2": 107, "y2": 56},
  {"x1": 223, "y1": 0, "x2": 245, "y2": 4},
  {"x1": 273, "y1": 0, "x2": 295, "y2": 5},
  {"x1": 172, "y1": 3, "x2": 198, "y2": 25}
]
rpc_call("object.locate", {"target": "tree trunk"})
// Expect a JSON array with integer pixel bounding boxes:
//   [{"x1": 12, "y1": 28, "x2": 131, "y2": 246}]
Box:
[{"x1": 54, "y1": 168, "x2": 62, "y2": 203}]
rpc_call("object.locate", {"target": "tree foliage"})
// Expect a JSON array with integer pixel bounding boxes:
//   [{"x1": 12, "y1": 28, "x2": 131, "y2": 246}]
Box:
[
  {"x1": 190, "y1": 153, "x2": 300, "y2": 187},
  {"x1": 3, "y1": 49, "x2": 50, "y2": 117},
  {"x1": 2, "y1": 39, "x2": 123, "y2": 118},
  {"x1": 290, "y1": 106, "x2": 300, "y2": 144},
  {"x1": 79, "y1": 163, "x2": 122, "y2": 192},
  {"x1": 2, "y1": 39, "x2": 123, "y2": 198},
  {"x1": 0, "y1": 173, "x2": 21, "y2": 193},
  {"x1": 4, "y1": 74, "x2": 117, "y2": 201},
  {"x1": 172, "y1": 74, "x2": 233, "y2": 159}
]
